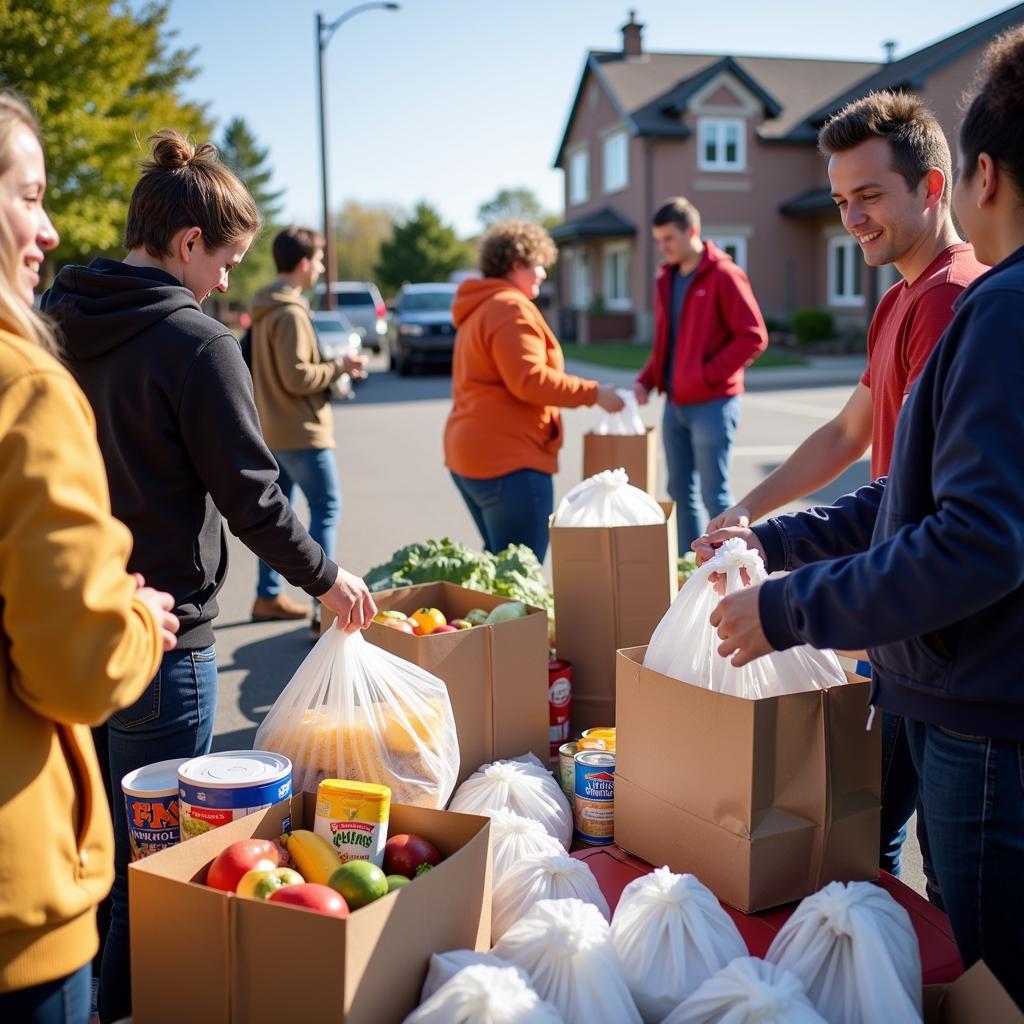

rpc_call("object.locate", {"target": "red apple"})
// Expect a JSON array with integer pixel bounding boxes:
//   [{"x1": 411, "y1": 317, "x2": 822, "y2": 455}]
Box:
[
  {"x1": 431, "y1": 624, "x2": 458, "y2": 634},
  {"x1": 267, "y1": 882, "x2": 349, "y2": 918},
  {"x1": 206, "y1": 839, "x2": 280, "y2": 892},
  {"x1": 382, "y1": 833, "x2": 442, "y2": 878}
]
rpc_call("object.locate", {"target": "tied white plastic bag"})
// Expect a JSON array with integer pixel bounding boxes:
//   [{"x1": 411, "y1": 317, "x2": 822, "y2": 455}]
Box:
[
  {"x1": 610, "y1": 867, "x2": 748, "y2": 1023},
  {"x1": 552, "y1": 469, "x2": 665, "y2": 528},
  {"x1": 404, "y1": 964, "x2": 563, "y2": 1024},
  {"x1": 490, "y1": 808, "x2": 565, "y2": 883},
  {"x1": 420, "y1": 950, "x2": 514, "y2": 1003},
  {"x1": 492, "y1": 852, "x2": 610, "y2": 942},
  {"x1": 448, "y1": 756, "x2": 573, "y2": 848},
  {"x1": 765, "y1": 881, "x2": 923, "y2": 1024},
  {"x1": 254, "y1": 628, "x2": 459, "y2": 806},
  {"x1": 643, "y1": 537, "x2": 846, "y2": 698},
  {"x1": 595, "y1": 388, "x2": 646, "y2": 436},
  {"x1": 662, "y1": 957, "x2": 827, "y2": 1024},
  {"x1": 492, "y1": 898, "x2": 642, "y2": 1024}
]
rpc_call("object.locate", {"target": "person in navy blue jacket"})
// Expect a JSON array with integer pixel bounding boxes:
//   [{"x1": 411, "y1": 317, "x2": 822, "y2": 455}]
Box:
[{"x1": 696, "y1": 27, "x2": 1024, "y2": 1007}]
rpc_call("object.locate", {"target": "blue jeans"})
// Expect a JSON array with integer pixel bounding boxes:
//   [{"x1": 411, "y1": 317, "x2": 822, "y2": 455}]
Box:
[
  {"x1": 662, "y1": 396, "x2": 741, "y2": 550},
  {"x1": 97, "y1": 646, "x2": 217, "y2": 1023},
  {"x1": 450, "y1": 469, "x2": 554, "y2": 562},
  {"x1": 257, "y1": 448, "x2": 341, "y2": 599},
  {"x1": 0, "y1": 964, "x2": 91, "y2": 1024},
  {"x1": 906, "y1": 718, "x2": 1024, "y2": 1008}
]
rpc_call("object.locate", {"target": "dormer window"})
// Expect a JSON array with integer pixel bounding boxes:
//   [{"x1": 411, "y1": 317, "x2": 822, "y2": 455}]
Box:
[{"x1": 697, "y1": 117, "x2": 746, "y2": 172}]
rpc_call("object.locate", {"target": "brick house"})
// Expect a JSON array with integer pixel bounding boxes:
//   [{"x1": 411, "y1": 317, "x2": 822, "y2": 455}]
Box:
[{"x1": 550, "y1": 5, "x2": 1024, "y2": 344}]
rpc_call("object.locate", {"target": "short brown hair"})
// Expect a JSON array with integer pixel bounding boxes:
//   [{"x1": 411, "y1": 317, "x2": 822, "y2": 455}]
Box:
[
  {"x1": 124, "y1": 129, "x2": 261, "y2": 257},
  {"x1": 479, "y1": 219, "x2": 556, "y2": 279},
  {"x1": 652, "y1": 197, "x2": 700, "y2": 232},
  {"x1": 818, "y1": 91, "x2": 952, "y2": 205},
  {"x1": 272, "y1": 225, "x2": 324, "y2": 273}
]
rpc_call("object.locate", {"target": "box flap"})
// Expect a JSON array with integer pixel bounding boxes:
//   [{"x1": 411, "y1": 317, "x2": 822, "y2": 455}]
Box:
[{"x1": 924, "y1": 962, "x2": 1024, "y2": 1023}]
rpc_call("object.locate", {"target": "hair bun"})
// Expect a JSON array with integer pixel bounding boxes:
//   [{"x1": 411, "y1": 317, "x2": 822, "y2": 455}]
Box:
[{"x1": 146, "y1": 129, "x2": 219, "y2": 170}]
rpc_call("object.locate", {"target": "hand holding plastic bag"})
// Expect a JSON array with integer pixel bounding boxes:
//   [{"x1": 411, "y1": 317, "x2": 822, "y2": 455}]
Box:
[
  {"x1": 404, "y1": 964, "x2": 563, "y2": 1024},
  {"x1": 643, "y1": 538, "x2": 846, "y2": 698},
  {"x1": 255, "y1": 629, "x2": 459, "y2": 806},
  {"x1": 595, "y1": 388, "x2": 646, "y2": 436},
  {"x1": 552, "y1": 469, "x2": 665, "y2": 528}
]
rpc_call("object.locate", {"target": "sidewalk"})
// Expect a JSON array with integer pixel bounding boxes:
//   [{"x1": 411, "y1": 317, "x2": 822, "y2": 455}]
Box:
[{"x1": 563, "y1": 353, "x2": 865, "y2": 392}]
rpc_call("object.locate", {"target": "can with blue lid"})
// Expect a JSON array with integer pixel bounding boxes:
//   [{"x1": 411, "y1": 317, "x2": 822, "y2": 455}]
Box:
[
  {"x1": 178, "y1": 750, "x2": 292, "y2": 841},
  {"x1": 573, "y1": 750, "x2": 616, "y2": 846}
]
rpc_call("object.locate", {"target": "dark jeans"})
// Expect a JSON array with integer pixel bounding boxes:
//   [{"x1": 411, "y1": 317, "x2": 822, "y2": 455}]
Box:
[
  {"x1": 450, "y1": 468, "x2": 554, "y2": 562},
  {"x1": 662, "y1": 395, "x2": 741, "y2": 550},
  {"x1": 906, "y1": 718, "x2": 1024, "y2": 1008},
  {"x1": 96, "y1": 646, "x2": 217, "y2": 1023},
  {"x1": 0, "y1": 964, "x2": 91, "y2": 1024}
]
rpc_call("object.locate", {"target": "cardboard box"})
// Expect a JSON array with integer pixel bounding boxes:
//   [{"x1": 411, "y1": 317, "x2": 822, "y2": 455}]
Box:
[
  {"x1": 550, "y1": 504, "x2": 677, "y2": 731},
  {"x1": 129, "y1": 791, "x2": 491, "y2": 1024},
  {"x1": 614, "y1": 645, "x2": 880, "y2": 913},
  {"x1": 924, "y1": 962, "x2": 1024, "y2": 1023},
  {"x1": 352, "y1": 582, "x2": 550, "y2": 784},
  {"x1": 582, "y1": 426, "x2": 658, "y2": 496}
]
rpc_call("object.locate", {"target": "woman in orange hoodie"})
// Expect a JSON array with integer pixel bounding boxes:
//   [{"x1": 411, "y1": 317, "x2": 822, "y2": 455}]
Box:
[{"x1": 444, "y1": 219, "x2": 624, "y2": 561}]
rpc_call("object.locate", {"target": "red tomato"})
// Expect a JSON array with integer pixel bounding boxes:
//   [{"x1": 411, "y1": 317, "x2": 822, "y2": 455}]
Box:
[
  {"x1": 206, "y1": 839, "x2": 280, "y2": 892},
  {"x1": 267, "y1": 882, "x2": 349, "y2": 918},
  {"x1": 382, "y1": 834, "x2": 442, "y2": 879}
]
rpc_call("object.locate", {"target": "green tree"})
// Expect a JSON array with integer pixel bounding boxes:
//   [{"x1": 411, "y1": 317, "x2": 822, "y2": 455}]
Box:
[
  {"x1": 477, "y1": 186, "x2": 556, "y2": 231},
  {"x1": 0, "y1": 0, "x2": 211, "y2": 268},
  {"x1": 218, "y1": 117, "x2": 283, "y2": 304},
  {"x1": 374, "y1": 201, "x2": 472, "y2": 294}
]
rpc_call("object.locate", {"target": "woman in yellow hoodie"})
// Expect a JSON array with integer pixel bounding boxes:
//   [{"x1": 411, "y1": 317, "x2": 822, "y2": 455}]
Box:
[{"x1": 0, "y1": 92, "x2": 178, "y2": 1023}]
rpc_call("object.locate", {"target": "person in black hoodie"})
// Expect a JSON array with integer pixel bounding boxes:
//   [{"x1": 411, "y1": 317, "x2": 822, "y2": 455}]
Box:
[
  {"x1": 43, "y1": 130, "x2": 376, "y2": 1023},
  {"x1": 699, "y1": 27, "x2": 1024, "y2": 1006}
]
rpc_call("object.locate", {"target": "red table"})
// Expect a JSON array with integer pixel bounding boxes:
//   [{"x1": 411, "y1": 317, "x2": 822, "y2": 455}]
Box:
[{"x1": 571, "y1": 844, "x2": 963, "y2": 984}]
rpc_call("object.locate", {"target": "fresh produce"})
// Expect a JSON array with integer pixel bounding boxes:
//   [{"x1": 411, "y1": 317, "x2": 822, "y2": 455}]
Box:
[
  {"x1": 328, "y1": 859, "x2": 389, "y2": 909},
  {"x1": 373, "y1": 610, "x2": 409, "y2": 623},
  {"x1": 385, "y1": 874, "x2": 411, "y2": 892},
  {"x1": 380, "y1": 618, "x2": 415, "y2": 635},
  {"x1": 236, "y1": 867, "x2": 304, "y2": 900},
  {"x1": 206, "y1": 839, "x2": 281, "y2": 892},
  {"x1": 678, "y1": 552, "x2": 699, "y2": 585},
  {"x1": 464, "y1": 608, "x2": 490, "y2": 626},
  {"x1": 383, "y1": 833, "x2": 442, "y2": 878},
  {"x1": 267, "y1": 882, "x2": 349, "y2": 918},
  {"x1": 449, "y1": 618, "x2": 474, "y2": 630},
  {"x1": 279, "y1": 829, "x2": 341, "y2": 886},
  {"x1": 410, "y1": 607, "x2": 447, "y2": 635},
  {"x1": 432, "y1": 624, "x2": 458, "y2": 634},
  {"x1": 485, "y1": 601, "x2": 528, "y2": 625}
]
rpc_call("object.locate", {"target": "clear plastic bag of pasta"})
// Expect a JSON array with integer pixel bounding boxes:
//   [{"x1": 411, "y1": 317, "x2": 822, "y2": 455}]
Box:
[{"x1": 255, "y1": 628, "x2": 459, "y2": 806}]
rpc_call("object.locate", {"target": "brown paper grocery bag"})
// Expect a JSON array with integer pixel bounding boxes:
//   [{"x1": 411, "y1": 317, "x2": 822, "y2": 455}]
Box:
[{"x1": 582, "y1": 426, "x2": 658, "y2": 496}]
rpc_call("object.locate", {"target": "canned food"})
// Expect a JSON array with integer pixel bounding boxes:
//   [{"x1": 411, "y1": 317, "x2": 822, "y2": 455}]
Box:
[
  {"x1": 581, "y1": 728, "x2": 615, "y2": 739},
  {"x1": 178, "y1": 751, "x2": 292, "y2": 841},
  {"x1": 558, "y1": 741, "x2": 578, "y2": 803},
  {"x1": 122, "y1": 758, "x2": 189, "y2": 861},
  {"x1": 548, "y1": 659, "x2": 573, "y2": 763},
  {"x1": 578, "y1": 734, "x2": 616, "y2": 753},
  {"x1": 314, "y1": 779, "x2": 391, "y2": 867},
  {"x1": 574, "y1": 751, "x2": 615, "y2": 846}
]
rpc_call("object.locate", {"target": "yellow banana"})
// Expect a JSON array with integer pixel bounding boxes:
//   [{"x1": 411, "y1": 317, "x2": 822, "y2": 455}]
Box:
[{"x1": 280, "y1": 829, "x2": 340, "y2": 886}]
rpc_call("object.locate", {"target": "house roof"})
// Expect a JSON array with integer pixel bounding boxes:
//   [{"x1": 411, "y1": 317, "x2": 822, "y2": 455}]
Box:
[
  {"x1": 548, "y1": 206, "x2": 636, "y2": 243},
  {"x1": 778, "y1": 186, "x2": 835, "y2": 218}
]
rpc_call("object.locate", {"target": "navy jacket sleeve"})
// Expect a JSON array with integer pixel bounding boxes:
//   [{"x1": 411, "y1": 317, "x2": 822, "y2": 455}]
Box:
[
  {"x1": 757, "y1": 293, "x2": 1024, "y2": 652},
  {"x1": 178, "y1": 334, "x2": 338, "y2": 596}
]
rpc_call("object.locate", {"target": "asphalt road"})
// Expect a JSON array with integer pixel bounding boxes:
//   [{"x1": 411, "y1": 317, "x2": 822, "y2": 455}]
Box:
[{"x1": 209, "y1": 351, "x2": 925, "y2": 895}]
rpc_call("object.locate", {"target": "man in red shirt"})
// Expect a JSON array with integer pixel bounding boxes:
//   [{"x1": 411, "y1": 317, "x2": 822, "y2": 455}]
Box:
[{"x1": 706, "y1": 91, "x2": 986, "y2": 892}]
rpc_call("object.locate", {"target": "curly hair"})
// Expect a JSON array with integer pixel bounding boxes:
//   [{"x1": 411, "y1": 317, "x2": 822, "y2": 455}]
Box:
[{"x1": 479, "y1": 219, "x2": 557, "y2": 279}]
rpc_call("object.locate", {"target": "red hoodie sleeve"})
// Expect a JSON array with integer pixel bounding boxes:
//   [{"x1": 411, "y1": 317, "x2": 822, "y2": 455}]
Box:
[{"x1": 702, "y1": 265, "x2": 768, "y2": 385}]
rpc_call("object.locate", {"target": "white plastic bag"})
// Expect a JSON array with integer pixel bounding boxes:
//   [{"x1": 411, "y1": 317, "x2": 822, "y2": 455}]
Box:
[
  {"x1": 420, "y1": 950, "x2": 514, "y2": 1003},
  {"x1": 643, "y1": 538, "x2": 847, "y2": 698},
  {"x1": 662, "y1": 957, "x2": 827, "y2": 1024},
  {"x1": 610, "y1": 867, "x2": 748, "y2": 1022},
  {"x1": 448, "y1": 757, "x2": 573, "y2": 848},
  {"x1": 765, "y1": 881, "x2": 923, "y2": 1024},
  {"x1": 490, "y1": 809, "x2": 565, "y2": 883},
  {"x1": 404, "y1": 964, "x2": 564, "y2": 1024},
  {"x1": 552, "y1": 469, "x2": 666, "y2": 528},
  {"x1": 492, "y1": 898, "x2": 642, "y2": 1024},
  {"x1": 595, "y1": 389, "x2": 646, "y2": 436},
  {"x1": 255, "y1": 628, "x2": 459, "y2": 806},
  {"x1": 492, "y1": 852, "x2": 610, "y2": 942}
]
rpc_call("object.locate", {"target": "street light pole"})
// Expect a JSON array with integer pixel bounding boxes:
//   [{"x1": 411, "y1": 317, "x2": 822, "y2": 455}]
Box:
[{"x1": 316, "y1": 3, "x2": 400, "y2": 311}]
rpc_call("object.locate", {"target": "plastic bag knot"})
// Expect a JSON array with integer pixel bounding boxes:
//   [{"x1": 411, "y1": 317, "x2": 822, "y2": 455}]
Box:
[
  {"x1": 591, "y1": 468, "x2": 629, "y2": 491},
  {"x1": 712, "y1": 537, "x2": 763, "y2": 572}
]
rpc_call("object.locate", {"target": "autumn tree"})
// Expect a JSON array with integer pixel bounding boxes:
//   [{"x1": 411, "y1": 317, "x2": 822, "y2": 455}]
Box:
[
  {"x1": 334, "y1": 199, "x2": 403, "y2": 284},
  {"x1": 477, "y1": 187, "x2": 558, "y2": 231}
]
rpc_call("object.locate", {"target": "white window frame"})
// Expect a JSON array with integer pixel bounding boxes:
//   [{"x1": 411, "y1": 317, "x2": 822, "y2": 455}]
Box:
[
  {"x1": 697, "y1": 117, "x2": 746, "y2": 172},
  {"x1": 602, "y1": 129, "x2": 629, "y2": 194},
  {"x1": 827, "y1": 236, "x2": 865, "y2": 307},
  {"x1": 708, "y1": 235, "x2": 748, "y2": 270},
  {"x1": 602, "y1": 242, "x2": 632, "y2": 311},
  {"x1": 568, "y1": 148, "x2": 589, "y2": 206},
  {"x1": 571, "y1": 247, "x2": 591, "y2": 309}
]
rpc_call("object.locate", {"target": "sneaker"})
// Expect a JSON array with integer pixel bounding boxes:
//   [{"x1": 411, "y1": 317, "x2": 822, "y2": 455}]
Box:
[
  {"x1": 310, "y1": 608, "x2": 322, "y2": 641},
  {"x1": 251, "y1": 594, "x2": 309, "y2": 621}
]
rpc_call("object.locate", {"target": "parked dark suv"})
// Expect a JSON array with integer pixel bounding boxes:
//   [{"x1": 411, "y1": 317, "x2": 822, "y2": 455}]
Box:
[{"x1": 387, "y1": 283, "x2": 458, "y2": 375}]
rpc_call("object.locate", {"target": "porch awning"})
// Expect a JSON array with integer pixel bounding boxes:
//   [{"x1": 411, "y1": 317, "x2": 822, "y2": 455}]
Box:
[
  {"x1": 549, "y1": 206, "x2": 637, "y2": 243},
  {"x1": 779, "y1": 186, "x2": 834, "y2": 218}
]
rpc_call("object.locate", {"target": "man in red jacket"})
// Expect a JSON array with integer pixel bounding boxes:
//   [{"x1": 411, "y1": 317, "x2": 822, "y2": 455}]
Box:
[{"x1": 633, "y1": 197, "x2": 767, "y2": 549}]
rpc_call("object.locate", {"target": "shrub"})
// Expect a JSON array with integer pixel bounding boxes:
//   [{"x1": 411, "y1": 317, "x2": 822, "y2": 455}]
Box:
[{"x1": 791, "y1": 308, "x2": 835, "y2": 345}]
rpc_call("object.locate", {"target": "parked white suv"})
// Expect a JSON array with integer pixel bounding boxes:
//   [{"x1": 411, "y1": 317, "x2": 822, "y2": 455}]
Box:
[{"x1": 315, "y1": 281, "x2": 388, "y2": 352}]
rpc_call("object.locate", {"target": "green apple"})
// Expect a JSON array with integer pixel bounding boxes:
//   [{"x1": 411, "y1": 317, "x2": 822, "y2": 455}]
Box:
[
  {"x1": 449, "y1": 619, "x2": 474, "y2": 630},
  {"x1": 236, "y1": 867, "x2": 304, "y2": 899}
]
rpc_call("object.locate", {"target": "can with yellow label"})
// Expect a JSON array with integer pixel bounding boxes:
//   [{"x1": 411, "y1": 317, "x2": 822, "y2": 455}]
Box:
[{"x1": 314, "y1": 779, "x2": 391, "y2": 867}]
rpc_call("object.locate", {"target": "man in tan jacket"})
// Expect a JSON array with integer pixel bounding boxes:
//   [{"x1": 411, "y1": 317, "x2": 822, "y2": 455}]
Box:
[{"x1": 249, "y1": 226, "x2": 365, "y2": 636}]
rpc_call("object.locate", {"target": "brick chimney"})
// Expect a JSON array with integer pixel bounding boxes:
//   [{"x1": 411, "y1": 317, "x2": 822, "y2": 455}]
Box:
[{"x1": 621, "y1": 9, "x2": 644, "y2": 58}]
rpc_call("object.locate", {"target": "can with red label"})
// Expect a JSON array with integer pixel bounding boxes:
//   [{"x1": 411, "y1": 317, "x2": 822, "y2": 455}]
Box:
[{"x1": 547, "y1": 658, "x2": 573, "y2": 763}]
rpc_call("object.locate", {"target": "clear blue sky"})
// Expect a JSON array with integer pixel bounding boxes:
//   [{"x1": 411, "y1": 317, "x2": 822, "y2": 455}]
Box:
[{"x1": 160, "y1": 0, "x2": 1016, "y2": 236}]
